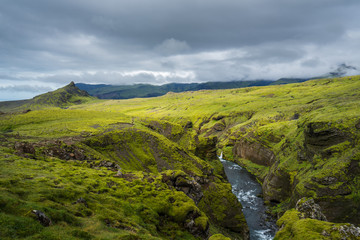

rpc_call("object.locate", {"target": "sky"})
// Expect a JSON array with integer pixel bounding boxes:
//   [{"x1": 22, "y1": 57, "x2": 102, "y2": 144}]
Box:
[{"x1": 1, "y1": 0, "x2": 360, "y2": 100}]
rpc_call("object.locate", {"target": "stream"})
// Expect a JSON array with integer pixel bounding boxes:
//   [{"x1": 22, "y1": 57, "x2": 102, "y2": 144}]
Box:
[{"x1": 219, "y1": 154, "x2": 277, "y2": 240}]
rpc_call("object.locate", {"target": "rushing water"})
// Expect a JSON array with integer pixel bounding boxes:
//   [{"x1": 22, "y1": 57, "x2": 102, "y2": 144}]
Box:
[{"x1": 219, "y1": 155, "x2": 277, "y2": 240}]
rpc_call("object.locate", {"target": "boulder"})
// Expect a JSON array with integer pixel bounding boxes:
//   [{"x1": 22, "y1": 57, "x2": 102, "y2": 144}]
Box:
[{"x1": 295, "y1": 198, "x2": 327, "y2": 221}]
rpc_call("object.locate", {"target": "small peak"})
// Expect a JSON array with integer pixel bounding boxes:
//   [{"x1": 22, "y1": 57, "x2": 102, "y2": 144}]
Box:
[{"x1": 69, "y1": 81, "x2": 75, "y2": 87}]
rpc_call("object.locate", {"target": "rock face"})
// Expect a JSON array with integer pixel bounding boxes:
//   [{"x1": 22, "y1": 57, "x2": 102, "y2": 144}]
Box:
[
  {"x1": 300, "y1": 122, "x2": 350, "y2": 161},
  {"x1": 295, "y1": 198, "x2": 327, "y2": 221},
  {"x1": 233, "y1": 139, "x2": 276, "y2": 166},
  {"x1": 262, "y1": 163, "x2": 291, "y2": 203}
]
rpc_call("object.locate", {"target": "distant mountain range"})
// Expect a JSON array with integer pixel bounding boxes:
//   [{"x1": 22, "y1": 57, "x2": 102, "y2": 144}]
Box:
[
  {"x1": 76, "y1": 63, "x2": 359, "y2": 100},
  {"x1": 76, "y1": 78, "x2": 309, "y2": 99}
]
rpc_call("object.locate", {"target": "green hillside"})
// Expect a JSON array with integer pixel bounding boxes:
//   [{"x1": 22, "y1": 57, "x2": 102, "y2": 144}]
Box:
[
  {"x1": 0, "y1": 82, "x2": 96, "y2": 113},
  {"x1": 1, "y1": 76, "x2": 360, "y2": 239}
]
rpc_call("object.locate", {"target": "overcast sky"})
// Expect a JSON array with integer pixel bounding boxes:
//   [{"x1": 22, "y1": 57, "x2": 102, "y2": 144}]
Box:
[{"x1": 1, "y1": 0, "x2": 360, "y2": 100}]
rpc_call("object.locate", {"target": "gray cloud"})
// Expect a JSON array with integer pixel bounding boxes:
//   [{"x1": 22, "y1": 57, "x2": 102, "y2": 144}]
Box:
[{"x1": 1, "y1": 0, "x2": 360, "y2": 100}]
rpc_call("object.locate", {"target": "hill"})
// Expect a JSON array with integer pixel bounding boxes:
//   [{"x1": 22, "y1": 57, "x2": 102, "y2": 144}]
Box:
[
  {"x1": 76, "y1": 78, "x2": 309, "y2": 99},
  {"x1": 1, "y1": 76, "x2": 360, "y2": 239},
  {"x1": 0, "y1": 82, "x2": 96, "y2": 112}
]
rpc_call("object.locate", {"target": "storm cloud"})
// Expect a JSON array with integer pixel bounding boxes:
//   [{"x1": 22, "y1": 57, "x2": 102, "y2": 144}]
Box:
[{"x1": 1, "y1": 0, "x2": 360, "y2": 100}]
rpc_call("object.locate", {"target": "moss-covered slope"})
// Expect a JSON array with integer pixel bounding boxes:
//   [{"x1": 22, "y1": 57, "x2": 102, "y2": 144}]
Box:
[{"x1": 0, "y1": 82, "x2": 96, "y2": 112}]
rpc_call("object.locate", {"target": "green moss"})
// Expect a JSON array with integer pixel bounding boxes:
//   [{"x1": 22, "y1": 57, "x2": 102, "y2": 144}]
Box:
[
  {"x1": 0, "y1": 212, "x2": 43, "y2": 239},
  {"x1": 198, "y1": 181, "x2": 247, "y2": 233},
  {"x1": 275, "y1": 209, "x2": 360, "y2": 240},
  {"x1": 209, "y1": 233, "x2": 232, "y2": 240}
]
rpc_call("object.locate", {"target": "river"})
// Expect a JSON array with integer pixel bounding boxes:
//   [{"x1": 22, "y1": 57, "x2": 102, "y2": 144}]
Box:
[{"x1": 219, "y1": 154, "x2": 277, "y2": 240}]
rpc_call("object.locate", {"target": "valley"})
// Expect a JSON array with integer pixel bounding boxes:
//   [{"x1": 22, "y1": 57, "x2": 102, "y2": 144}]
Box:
[{"x1": 1, "y1": 75, "x2": 360, "y2": 239}]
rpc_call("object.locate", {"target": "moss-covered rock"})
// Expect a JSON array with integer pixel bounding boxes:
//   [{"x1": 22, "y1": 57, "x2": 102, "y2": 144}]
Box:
[
  {"x1": 209, "y1": 233, "x2": 232, "y2": 240},
  {"x1": 198, "y1": 181, "x2": 249, "y2": 239},
  {"x1": 275, "y1": 209, "x2": 360, "y2": 240}
]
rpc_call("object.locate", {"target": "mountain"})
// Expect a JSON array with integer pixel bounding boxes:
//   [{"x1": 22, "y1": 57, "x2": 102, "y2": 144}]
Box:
[
  {"x1": 328, "y1": 63, "x2": 358, "y2": 78},
  {"x1": 0, "y1": 82, "x2": 95, "y2": 112},
  {"x1": 76, "y1": 78, "x2": 309, "y2": 99}
]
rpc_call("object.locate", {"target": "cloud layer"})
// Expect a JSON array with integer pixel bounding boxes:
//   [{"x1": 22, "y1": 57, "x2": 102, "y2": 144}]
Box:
[{"x1": 1, "y1": 0, "x2": 360, "y2": 100}]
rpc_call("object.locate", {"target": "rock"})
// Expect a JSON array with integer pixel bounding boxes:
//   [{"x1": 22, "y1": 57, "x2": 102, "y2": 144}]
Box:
[
  {"x1": 312, "y1": 176, "x2": 337, "y2": 185},
  {"x1": 162, "y1": 172, "x2": 203, "y2": 204},
  {"x1": 321, "y1": 230, "x2": 330, "y2": 237},
  {"x1": 295, "y1": 198, "x2": 327, "y2": 221},
  {"x1": 336, "y1": 224, "x2": 360, "y2": 239},
  {"x1": 304, "y1": 122, "x2": 349, "y2": 150},
  {"x1": 14, "y1": 142, "x2": 36, "y2": 156},
  {"x1": 32, "y1": 210, "x2": 52, "y2": 226},
  {"x1": 114, "y1": 169, "x2": 123, "y2": 177},
  {"x1": 263, "y1": 164, "x2": 291, "y2": 202},
  {"x1": 99, "y1": 160, "x2": 120, "y2": 171},
  {"x1": 42, "y1": 141, "x2": 87, "y2": 161},
  {"x1": 233, "y1": 139, "x2": 277, "y2": 166},
  {"x1": 22, "y1": 109, "x2": 31, "y2": 113}
]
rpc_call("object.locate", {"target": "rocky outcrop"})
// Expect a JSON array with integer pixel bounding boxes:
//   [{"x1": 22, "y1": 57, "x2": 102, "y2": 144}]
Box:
[
  {"x1": 233, "y1": 139, "x2": 276, "y2": 166},
  {"x1": 334, "y1": 224, "x2": 360, "y2": 239},
  {"x1": 301, "y1": 122, "x2": 350, "y2": 161},
  {"x1": 276, "y1": 198, "x2": 360, "y2": 240},
  {"x1": 162, "y1": 171, "x2": 203, "y2": 204},
  {"x1": 42, "y1": 142, "x2": 87, "y2": 161},
  {"x1": 295, "y1": 198, "x2": 327, "y2": 221}
]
